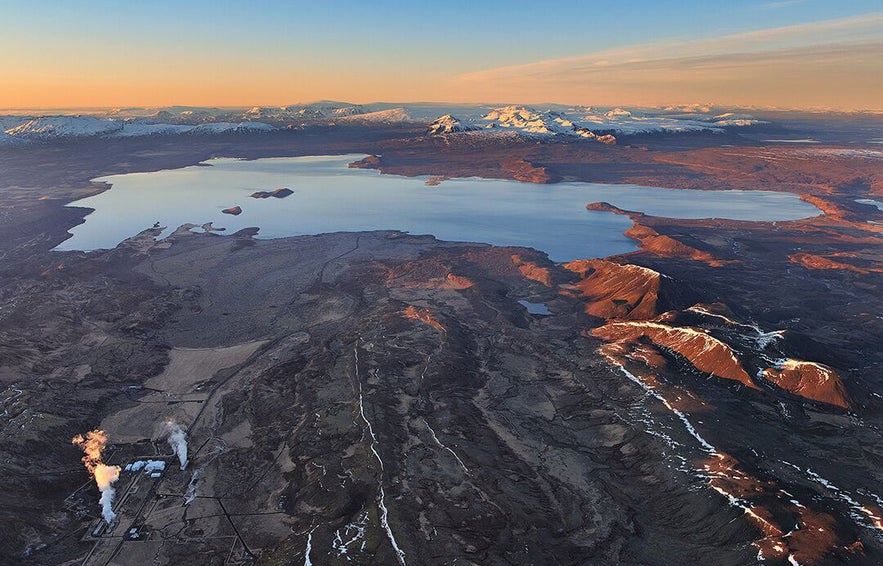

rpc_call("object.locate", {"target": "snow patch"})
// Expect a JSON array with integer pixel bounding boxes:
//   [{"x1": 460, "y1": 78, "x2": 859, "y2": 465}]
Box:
[
  {"x1": 353, "y1": 345, "x2": 407, "y2": 565},
  {"x1": 424, "y1": 419, "x2": 469, "y2": 473},
  {"x1": 303, "y1": 528, "x2": 314, "y2": 566},
  {"x1": 333, "y1": 511, "x2": 369, "y2": 558}
]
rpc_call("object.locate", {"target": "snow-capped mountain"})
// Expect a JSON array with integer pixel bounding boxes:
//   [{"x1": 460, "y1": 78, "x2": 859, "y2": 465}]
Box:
[
  {"x1": 604, "y1": 108, "x2": 633, "y2": 120},
  {"x1": 0, "y1": 102, "x2": 767, "y2": 146},
  {"x1": 0, "y1": 115, "x2": 278, "y2": 144},
  {"x1": 662, "y1": 103, "x2": 713, "y2": 114},
  {"x1": 291, "y1": 101, "x2": 367, "y2": 118},
  {"x1": 482, "y1": 106, "x2": 574, "y2": 135},
  {"x1": 477, "y1": 106, "x2": 615, "y2": 141},
  {"x1": 187, "y1": 121, "x2": 277, "y2": 134},
  {"x1": 575, "y1": 107, "x2": 751, "y2": 133},
  {"x1": 244, "y1": 102, "x2": 367, "y2": 121},
  {"x1": 110, "y1": 122, "x2": 195, "y2": 137},
  {"x1": 334, "y1": 108, "x2": 412, "y2": 123},
  {"x1": 427, "y1": 114, "x2": 479, "y2": 135},
  {"x1": 710, "y1": 113, "x2": 763, "y2": 127},
  {"x1": 572, "y1": 127, "x2": 617, "y2": 144},
  {"x1": 426, "y1": 104, "x2": 766, "y2": 141},
  {"x1": 0, "y1": 116, "x2": 26, "y2": 144},
  {"x1": 110, "y1": 120, "x2": 274, "y2": 137},
  {"x1": 420, "y1": 106, "x2": 616, "y2": 143},
  {"x1": 6, "y1": 116, "x2": 123, "y2": 138}
]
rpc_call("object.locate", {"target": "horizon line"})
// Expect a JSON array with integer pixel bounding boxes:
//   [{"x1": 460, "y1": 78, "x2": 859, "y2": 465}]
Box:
[{"x1": 2, "y1": 102, "x2": 882, "y2": 115}]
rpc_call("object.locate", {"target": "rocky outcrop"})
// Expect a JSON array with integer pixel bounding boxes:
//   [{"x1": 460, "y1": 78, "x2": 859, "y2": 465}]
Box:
[
  {"x1": 626, "y1": 224, "x2": 725, "y2": 265},
  {"x1": 402, "y1": 305, "x2": 446, "y2": 332},
  {"x1": 600, "y1": 340, "x2": 669, "y2": 370},
  {"x1": 587, "y1": 202, "x2": 730, "y2": 266},
  {"x1": 573, "y1": 127, "x2": 617, "y2": 144},
  {"x1": 511, "y1": 255, "x2": 553, "y2": 287},
  {"x1": 501, "y1": 158, "x2": 557, "y2": 184},
  {"x1": 761, "y1": 359, "x2": 850, "y2": 408},
  {"x1": 394, "y1": 272, "x2": 475, "y2": 290},
  {"x1": 593, "y1": 321, "x2": 757, "y2": 388},
  {"x1": 348, "y1": 155, "x2": 381, "y2": 170},
  {"x1": 564, "y1": 259, "x2": 668, "y2": 320},
  {"x1": 789, "y1": 252, "x2": 881, "y2": 274},
  {"x1": 698, "y1": 451, "x2": 840, "y2": 564},
  {"x1": 221, "y1": 206, "x2": 242, "y2": 215}
]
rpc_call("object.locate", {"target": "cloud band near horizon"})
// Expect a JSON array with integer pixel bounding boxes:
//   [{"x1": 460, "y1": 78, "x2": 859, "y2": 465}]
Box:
[{"x1": 453, "y1": 14, "x2": 883, "y2": 110}]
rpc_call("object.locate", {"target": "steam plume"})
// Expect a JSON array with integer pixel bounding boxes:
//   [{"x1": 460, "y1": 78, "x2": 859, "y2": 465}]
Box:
[
  {"x1": 72, "y1": 429, "x2": 121, "y2": 524},
  {"x1": 162, "y1": 419, "x2": 188, "y2": 470}
]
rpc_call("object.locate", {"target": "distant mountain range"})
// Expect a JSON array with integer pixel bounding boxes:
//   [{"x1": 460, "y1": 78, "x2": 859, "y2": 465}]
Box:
[{"x1": 0, "y1": 101, "x2": 768, "y2": 145}]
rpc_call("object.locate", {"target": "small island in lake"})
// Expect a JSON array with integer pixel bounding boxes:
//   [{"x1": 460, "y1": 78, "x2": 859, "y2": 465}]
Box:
[{"x1": 250, "y1": 188, "x2": 293, "y2": 199}]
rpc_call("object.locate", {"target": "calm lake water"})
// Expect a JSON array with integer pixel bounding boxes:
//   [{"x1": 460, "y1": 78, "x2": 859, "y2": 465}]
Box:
[{"x1": 56, "y1": 154, "x2": 821, "y2": 261}]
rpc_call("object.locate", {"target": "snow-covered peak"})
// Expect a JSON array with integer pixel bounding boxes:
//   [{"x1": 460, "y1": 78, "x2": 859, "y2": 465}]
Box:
[
  {"x1": 427, "y1": 114, "x2": 479, "y2": 135},
  {"x1": 111, "y1": 122, "x2": 194, "y2": 137},
  {"x1": 110, "y1": 120, "x2": 276, "y2": 137},
  {"x1": 576, "y1": 107, "x2": 765, "y2": 134},
  {"x1": 5, "y1": 116, "x2": 123, "y2": 138},
  {"x1": 283, "y1": 102, "x2": 367, "y2": 119},
  {"x1": 483, "y1": 106, "x2": 534, "y2": 122},
  {"x1": 244, "y1": 106, "x2": 269, "y2": 118},
  {"x1": 468, "y1": 104, "x2": 766, "y2": 138},
  {"x1": 482, "y1": 106, "x2": 573, "y2": 135},
  {"x1": 0, "y1": 103, "x2": 767, "y2": 146},
  {"x1": 477, "y1": 105, "x2": 617, "y2": 141},
  {"x1": 711, "y1": 113, "x2": 763, "y2": 127},
  {"x1": 605, "y1": 108, "x2": 633, "y2": 119},
  {"x1": 663, "y1": 103, "x2": 713, "y2": 114},
  {"x1": 331, "y1": 106, "x2": 364, "y2": 116},
  {"x1": 1, "y1": 116, "x2": 277, "y2": 144},
  {"x1": 189, "y1": 121, "x2": 277, "y2": 134},
  {"x1": 335, "y1": 108, "x2": 413, "y2": 123}
]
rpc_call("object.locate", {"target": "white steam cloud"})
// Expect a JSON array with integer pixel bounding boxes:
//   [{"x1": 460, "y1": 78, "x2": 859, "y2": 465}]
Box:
[
  {"x1": 162, "y1": 419, "x2": 188, "y2": 470},
  {"x1": 72, "y1": 429, "x2": 121, "y2": 524}
]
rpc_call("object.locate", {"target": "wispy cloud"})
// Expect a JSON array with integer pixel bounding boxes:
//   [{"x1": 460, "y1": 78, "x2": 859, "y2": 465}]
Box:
[
  {"x1": 453, "y1": 14, "x2": 883, "y2": 109},
  {"x1": 761, "y1": 0, "x2": 807, "y2": 10},
  {"x1": 459, "y1": 14, "x2": 883, "y2": 82}
]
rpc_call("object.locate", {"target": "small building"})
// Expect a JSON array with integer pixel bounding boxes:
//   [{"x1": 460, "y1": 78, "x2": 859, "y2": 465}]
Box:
[
  {"x1": 125, "y1": 525, "x2": 150, "y2": 541},
  {"x1": 144, "y1": 460, "x2": 166, "y2": 473},
  {"x1": 91, "y1": 522, "x2": 107, "y2": 538}
]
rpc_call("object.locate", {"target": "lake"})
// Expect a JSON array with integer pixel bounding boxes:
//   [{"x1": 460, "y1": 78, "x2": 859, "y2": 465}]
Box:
[{"x1": 56, "y1": 154, "x2": 821, "y2": 262}]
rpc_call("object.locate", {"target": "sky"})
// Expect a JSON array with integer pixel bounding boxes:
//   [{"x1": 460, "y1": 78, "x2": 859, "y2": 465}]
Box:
[{"x1": 1, "y1": 0, "x2": 881, "y2": 110}]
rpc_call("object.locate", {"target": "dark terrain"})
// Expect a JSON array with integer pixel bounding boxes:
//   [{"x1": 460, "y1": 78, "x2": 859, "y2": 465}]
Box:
[{"x1": 0, "y1": 120, "x2": 881, "y2": 565}]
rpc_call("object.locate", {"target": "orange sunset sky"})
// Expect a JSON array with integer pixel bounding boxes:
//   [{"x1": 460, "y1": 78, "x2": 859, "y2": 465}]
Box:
[{"x1": 2, "y1": 1, "x2": 881, "y2": 110}]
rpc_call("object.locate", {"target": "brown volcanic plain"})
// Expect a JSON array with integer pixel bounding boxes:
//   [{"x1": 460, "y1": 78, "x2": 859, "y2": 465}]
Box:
[{"x1": 0, "y1": 119, "x2": 881, "y2": 566}]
